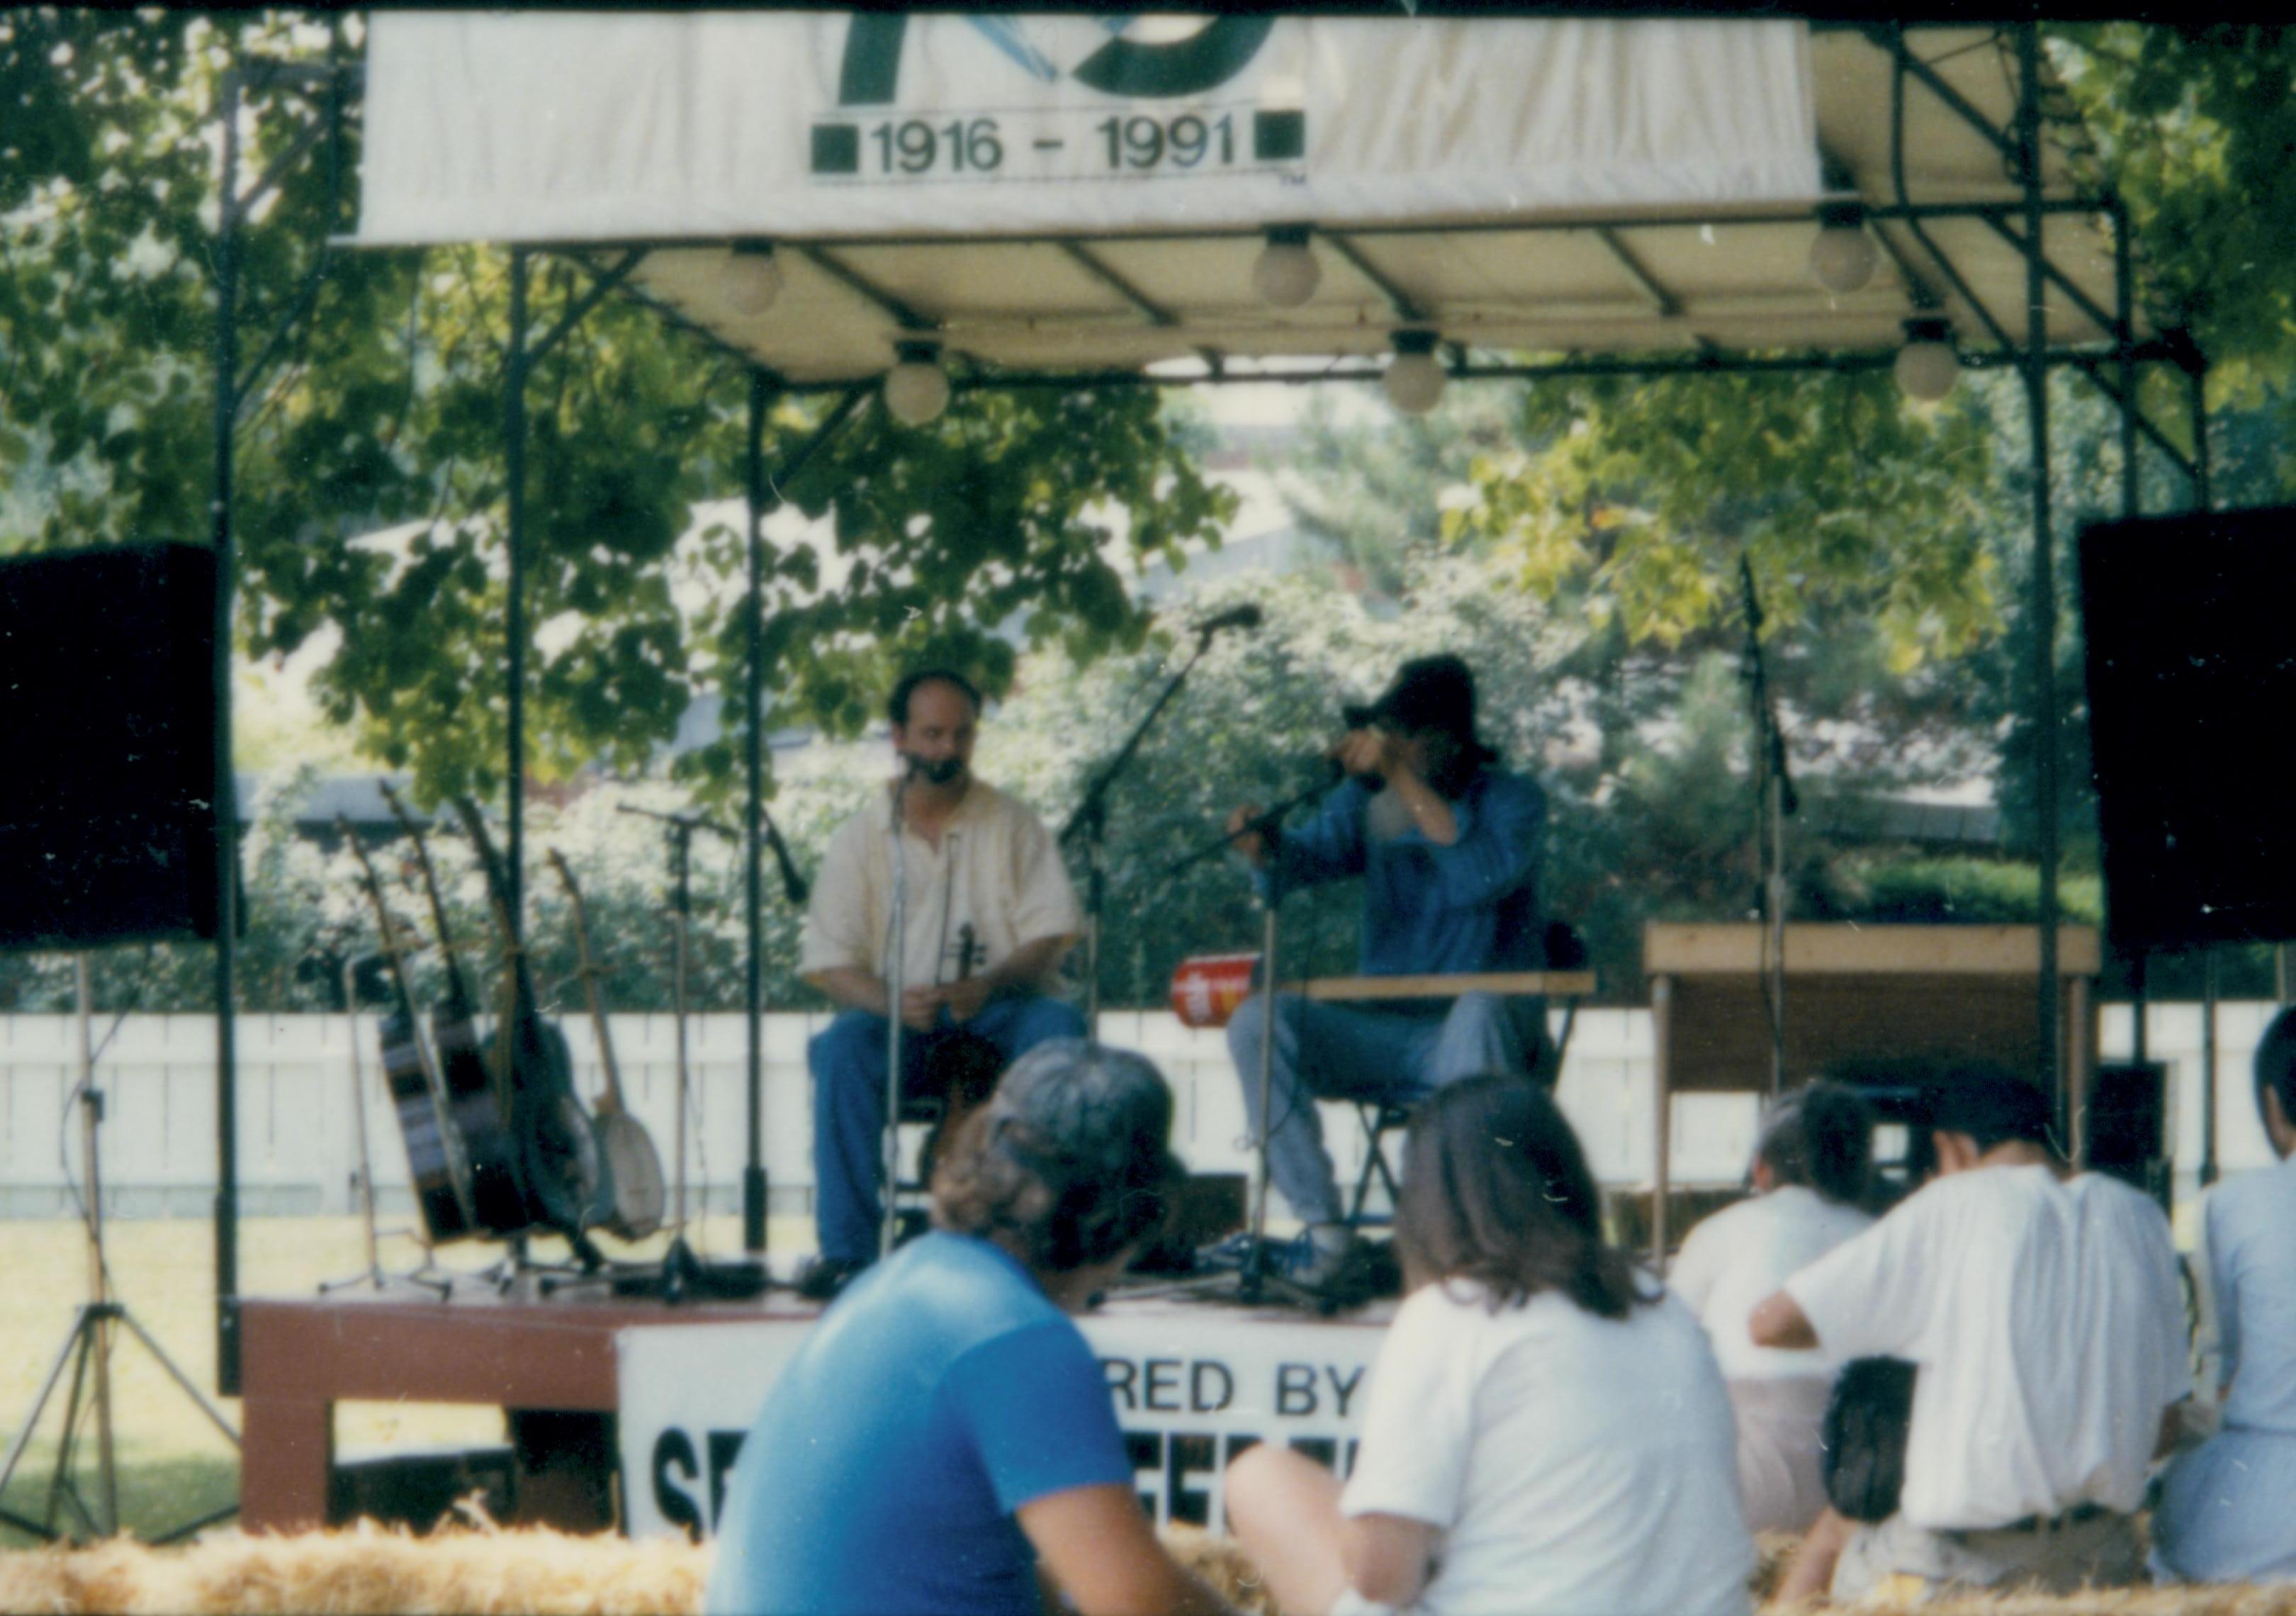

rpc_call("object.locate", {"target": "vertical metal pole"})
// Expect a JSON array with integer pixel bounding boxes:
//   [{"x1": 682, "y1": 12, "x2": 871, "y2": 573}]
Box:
[
  {"x1": 504, "y1": 248, "x2": 530, "y2": 936},
  {"x1": 209, "y1": 66, "x2": 244, "y2": 1398},
  {"x1": 2020, "y1": 25, "x2": 2062, "y2": 1106},
  {"x1": 673, "y1": 831, "x2": 692, "y2": 1231},
  {"x1": 77, "y1": 956, "x2": 117, "y2": 1534},
  {"x1": 2113, "y1": 196, "x2": 2139, "y2": 521},
  {"x1": 744, "y1": 369, "x2": 771, "y2": 1254},
  {"x1": 2201, "y1": 946, "x2": 2220, "y2": 1188},
  {"x1": 1651, "y1": 974, "x2": 1673, "y2": 1272},
  {"x1": 2189, "y1": 360, "x2": 2212, "y2": 515}
]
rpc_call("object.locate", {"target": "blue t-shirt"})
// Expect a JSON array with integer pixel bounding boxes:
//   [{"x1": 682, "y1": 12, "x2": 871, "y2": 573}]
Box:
[
  {"x1": 703, "y1": 1233, "x2": 1132, "y2": 1616},
  {"x1": 1265, "y1": 766, "x2": 1547, "y2": 977}
]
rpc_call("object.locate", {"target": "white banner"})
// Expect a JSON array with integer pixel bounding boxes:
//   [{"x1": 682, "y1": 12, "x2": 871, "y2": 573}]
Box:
[
  {"x1": 359, "y1": 14, "x2": 1817, "y2": 245},
  {"x1": 620, "y1": 1308, "x2": 1385, "y2": 1540}
]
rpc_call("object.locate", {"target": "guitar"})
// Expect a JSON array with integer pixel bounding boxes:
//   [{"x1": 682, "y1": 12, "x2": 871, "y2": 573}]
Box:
[
  {"x1": 452, "y1": 797, "x2": 605, "y2": 1256},
  {"x1": 547, "y1": 847, "x2": 666, "y2": 1241},
  {"x1": 341, "y1": 818, "x2": 477, "y2": 1245},
  {"x1": 381, "y1": 782, "x2": 529, "y2": 1238}
]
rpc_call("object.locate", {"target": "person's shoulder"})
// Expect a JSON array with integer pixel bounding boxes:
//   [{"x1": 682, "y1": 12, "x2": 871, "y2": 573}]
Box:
[
  {"x1": 1473, "y1": 767, "x2": 1545, "y2": 807},
  {"x1": 2205, "y1": 1157, "x2": 2296, "y2": 1227},
  {"x1": 890, "y1": 1233, "x2": 1069, "y2": 1344},
  {"x1": 824, "y1": 797, "x2": 887, "y2": 850},
  {"x1": 1679, "y1": 1193, "x2": 1765, "y2": 1247},
  {"x1": 962, "y1": 779, "x2": 1044, "y2": 833},
  {"x1": 2069, "y1": 1170, "x2": 2172, "y2": 1235}
]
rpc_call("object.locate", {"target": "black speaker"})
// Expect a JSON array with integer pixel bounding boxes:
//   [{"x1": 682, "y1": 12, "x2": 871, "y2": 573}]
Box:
[
  {"x1": 2081, "y1": 509, "x2": 2296, "y2": 950},
  {"x1": 0, "y1": 543, "x2": 221, "y2": 950}
]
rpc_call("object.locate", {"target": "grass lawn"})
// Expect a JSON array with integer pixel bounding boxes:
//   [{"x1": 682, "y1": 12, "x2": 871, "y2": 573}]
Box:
[{"x1": 0, "y1": 1212, "x2": 814, "y2": 1547}]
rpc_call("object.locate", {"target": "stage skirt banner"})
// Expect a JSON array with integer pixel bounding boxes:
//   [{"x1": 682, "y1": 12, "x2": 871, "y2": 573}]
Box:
[
  {"x1": 619, "y1": 1308, "x2": 1386, "y2": 1540},
  {"x1": 356, "y1": 14, "x2": 1818, "y2": 245}
]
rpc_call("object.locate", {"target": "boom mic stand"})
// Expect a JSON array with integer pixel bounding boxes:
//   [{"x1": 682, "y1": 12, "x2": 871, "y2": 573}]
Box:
[
  {"x1": 0, "y1": 957, "x2": 240, "y2": 1544},
  {"x1": 1740, "y1": 559, "x2": 1799, "y2": 1099},
  {"x1": 1140, "y1": 769, "x2": 1337, "y2": 1309},
  {"x1": 1059, "y1": 612, "x2": 1246, "y2": 1031}
]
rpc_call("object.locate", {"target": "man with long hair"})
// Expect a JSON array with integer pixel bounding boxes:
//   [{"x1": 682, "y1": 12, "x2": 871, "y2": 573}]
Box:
[
  {"x1": 706, "y1": 1040, "x2": 1232, "y2": 1616},
  {"x1": 1222, "y1": 655, "x2": 1548, "y2": 1292}
]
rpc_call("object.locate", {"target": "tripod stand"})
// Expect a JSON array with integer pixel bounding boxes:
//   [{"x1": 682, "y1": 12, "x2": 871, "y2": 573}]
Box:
[{"x1": 0, "y1": 957, "x2": 240, "y2": 1544}]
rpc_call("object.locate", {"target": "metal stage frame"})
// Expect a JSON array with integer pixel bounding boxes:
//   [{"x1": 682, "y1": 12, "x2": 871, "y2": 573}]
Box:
[{"x1": 201, "y1": 16, "x2": 2212, "y2": 1390}]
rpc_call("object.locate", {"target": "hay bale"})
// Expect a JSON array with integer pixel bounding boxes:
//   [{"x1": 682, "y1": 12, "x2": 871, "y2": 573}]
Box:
[
  {"x1": 0, "y1": 1519, "x2": 708, "y2": 1615},
  {"x1": 1161, "y1": 1522, "x2": 1277, "y2": 1614}
]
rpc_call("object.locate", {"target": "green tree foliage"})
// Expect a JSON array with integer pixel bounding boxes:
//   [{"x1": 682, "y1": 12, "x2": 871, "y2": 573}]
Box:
[{"x1": 0, "y1": 11, "x2": 1233, "y2": 809}]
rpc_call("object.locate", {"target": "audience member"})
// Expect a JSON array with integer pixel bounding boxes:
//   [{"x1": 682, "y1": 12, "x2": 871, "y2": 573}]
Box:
[
  {"x1": 1226, "y1": 1076, "x2": 1754, "y2": 1616},
  {"x1": 704, "y1": 1041, "x2": 1232, "y2": 1616},
  {"x1": 1669, "y1": 1082, "x2": 1876, "y2": 1532},
  {"x1": 1750, "y1": 1070, "x2": 2188, "y2": 1600},
  {"x1": 2154, "y1": 1006, "x2": 2296, "y2": 1583}
]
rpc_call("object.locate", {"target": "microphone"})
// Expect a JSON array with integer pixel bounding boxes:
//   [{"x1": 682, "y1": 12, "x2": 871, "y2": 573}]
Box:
[
  {"x1": 901, "y1": 753, "x2": 967, "y2": 787},
  {"x1": 1194, "y1": 603, "x2": 1263, "y2": 638},
  {"x1": 760, "y1": 811, "x2": 810, "y2": 905}
]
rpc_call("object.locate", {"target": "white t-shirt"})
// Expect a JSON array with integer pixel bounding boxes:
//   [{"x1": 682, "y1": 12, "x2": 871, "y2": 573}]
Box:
[
  {"x1": 1340, "y1": 1279, "x2": 1753, "y2": 1616},
  {"x1": 799, "y1": 780, "x2": 1081, "y2": 994},
  {"x1": 1669, "y1": 1185, "x2": 1874, "y2": 1381},
  {"x1": 1786, "y1": 1164, "x2": 2188, "y2": 1531}
]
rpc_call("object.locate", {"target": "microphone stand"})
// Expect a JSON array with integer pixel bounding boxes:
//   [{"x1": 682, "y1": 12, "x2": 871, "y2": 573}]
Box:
[
  {"x1": 1059, "y1": 624, "x2": 1226, "y2": 1032},
  {"x1": 616, "y1": 804, "x2": 755, "y2": 1296},
  {"x1": 881, "y1": 769, "x2": 914, "y2": 1260},
  {"x1": 1740, "y1": 560, "x2": 1799, "y2": 1099},
  {"x1": 1153, "y1": 768, "x2": 1337, "y2": 1308}
]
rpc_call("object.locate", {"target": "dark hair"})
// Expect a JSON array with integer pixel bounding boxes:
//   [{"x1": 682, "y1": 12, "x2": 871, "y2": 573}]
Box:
[
  {"x1": 1928, "y1": 1070, "x2": 2056, "y2": 1156},
  {"x1": 930, "y1": 1045, "x2": 1179, "y2": 1274},
  {"x1": 2257, "y1": 1006, "x2": 2296, "y2": 1129},
  {"x1": 1757, "y1": 1082, "x2": 1875, "y2": 1206},
  {"x1": 887, "y1": 667, "x2": 983, "y2": 727},
  {"x1": 1396, "y1": 1076, "x2": 1650, "y2": 1320}
]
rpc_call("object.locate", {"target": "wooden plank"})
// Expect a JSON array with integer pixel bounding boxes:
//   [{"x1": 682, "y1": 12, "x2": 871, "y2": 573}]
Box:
[
  {"x1": 1300, "y1": 972, "x2": 1596, "y2": 1002},
  {"x1": 1643, "y1": 923, "x2": 2101, "y2": 978},
  {"x1": 1660, "y1": 975, "x2": 2091, "y2": 1094}
]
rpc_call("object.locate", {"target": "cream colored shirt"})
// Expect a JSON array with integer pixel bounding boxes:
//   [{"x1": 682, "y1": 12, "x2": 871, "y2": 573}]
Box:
[{"x1": 799, "y1": 779, "x2": 1081, "y2": 995}]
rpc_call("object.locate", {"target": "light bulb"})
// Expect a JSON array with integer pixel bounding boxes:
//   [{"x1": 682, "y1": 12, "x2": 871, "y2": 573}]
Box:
[
  {"x1": 1808, "y1": 203, "x2": 1876, "y2": 295},
  {"x1": 884, "y1": 344, "x2": 950, "y2": 426},
  {"x1": 1894, "y1": 318, "x2": 1960, "y2": 402},
  {"x1": 1252, "y1": 227, "x2": 1321, "y2": 308},
  {"x1": 1384, "y1": 330, "x2": 1446, "y2": 415},
  {"x1": 720, "y1": 242, "x2": 783, "y2": 316}
]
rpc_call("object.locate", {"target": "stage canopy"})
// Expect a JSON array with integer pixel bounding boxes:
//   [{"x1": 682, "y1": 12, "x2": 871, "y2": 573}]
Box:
[{"x1": 353, "y1": 13, "x2": 2145, "y2": 381}]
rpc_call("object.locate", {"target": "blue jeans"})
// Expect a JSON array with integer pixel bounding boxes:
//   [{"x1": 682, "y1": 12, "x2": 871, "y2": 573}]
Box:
[
  {"x1": 1226, "y1": 991, "x2": 1542, "y2": 1227},
  {"x1": 809, "y1": 995, "x2": 1086, "y2": 1264}
]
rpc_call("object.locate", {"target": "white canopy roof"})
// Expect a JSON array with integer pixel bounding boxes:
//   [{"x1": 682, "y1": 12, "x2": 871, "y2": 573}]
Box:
[{"x1": 356, "y1": 15, "x2": 2139, "y2": 383}]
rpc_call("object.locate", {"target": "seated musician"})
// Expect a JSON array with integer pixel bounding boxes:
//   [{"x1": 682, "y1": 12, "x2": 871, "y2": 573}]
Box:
[
  {"x1": 1223, "y1": 654, "x2": 1548, "y2": 1294},
  {"x1": 797, "y1": 668, "x2": 1086, "y2": 1301}
]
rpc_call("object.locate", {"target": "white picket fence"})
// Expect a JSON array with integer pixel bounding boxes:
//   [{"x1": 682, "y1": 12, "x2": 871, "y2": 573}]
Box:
[{"x1": 0, "y1": 1002, "x2": 2280, "y2": 1220}]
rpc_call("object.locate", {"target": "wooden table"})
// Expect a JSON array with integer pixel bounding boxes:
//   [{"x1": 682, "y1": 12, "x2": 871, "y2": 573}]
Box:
[
  {"x1": 1643, "y1": 923, "x2": 2103, "y2": 1263},
  {"x1": 238, "y1": 1287, "x2": 808, "y2": 1533}
]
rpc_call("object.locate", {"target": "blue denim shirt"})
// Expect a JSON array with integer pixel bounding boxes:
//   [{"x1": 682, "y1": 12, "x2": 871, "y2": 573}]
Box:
[{"x1": 1261, "y1": 767, "x2": 1548, "y2": 977}]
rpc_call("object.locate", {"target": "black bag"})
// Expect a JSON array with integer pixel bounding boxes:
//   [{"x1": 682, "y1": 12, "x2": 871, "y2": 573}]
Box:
[{"x1": 1822, "y1": 1357, "x2": 1918, "y2": 1522}]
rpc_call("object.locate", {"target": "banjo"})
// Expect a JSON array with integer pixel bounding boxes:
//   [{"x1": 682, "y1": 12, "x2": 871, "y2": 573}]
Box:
[{"x1": 548, "y1": 847, "x2": 668, "y2": 1242}]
